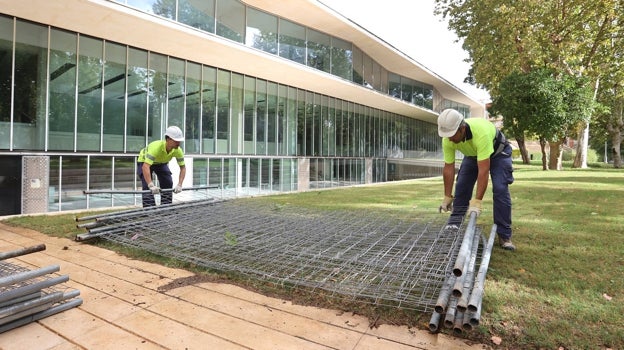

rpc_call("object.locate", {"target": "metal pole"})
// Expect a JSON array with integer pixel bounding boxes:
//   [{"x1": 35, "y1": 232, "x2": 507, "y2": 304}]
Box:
[
  {"x1": 0, "y1": 265, "x2": 60, "y2": 288},
  {"x1": 0, "y1": 244, "x2": 46, "y2": 261},
  {"x1": 0, "y1": 292, "x2": 82, "y2": 334},
  {"x1": 0, "y1": 291, "x2": 64, "y2": 319},
  {"x1": 0, "y1": 275, "x2": 69, "y2": 304},
  {"x1": 467, "y1": 224, "x2": 497, "y2": 313},
  {"x1": 434, "y1": 273, "x2": 456, "y2": 314},
  {"x1": 428, "y1": 310, "x2": 442, "y2": 332},
  {"x1": 453, "y1": 212, "x2": 477, "y2": 277},
  {"x1": 456, "y1": 230, "x2": 481, "y2": 310},
  {"x1": 83, "y1": 185, "x2": 219, "y2": 195},
  {"x1": 444, "y1": 295, "x2": 458, "y2": 328},
  {"x1": 0, "y1": 292, "x2": 41, "y2": 309}
]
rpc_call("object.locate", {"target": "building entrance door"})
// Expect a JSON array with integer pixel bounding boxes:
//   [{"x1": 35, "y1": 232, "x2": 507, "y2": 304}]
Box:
[{"x1": 0, "y1": 156, "x2": 21, "y2": 216}]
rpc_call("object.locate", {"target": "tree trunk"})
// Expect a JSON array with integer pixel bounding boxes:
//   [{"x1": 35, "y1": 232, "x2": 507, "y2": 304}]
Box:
[
  {"x1": 573, "y1": 123, "x2": 589, "y2": 168},
  {"x1": 612, "y1": 146, "x2": 622, "y2": 168},
  {"x1": 608, "y1": 96, "x2": 623, "y2": 168},
  {"x1": 573, "y1": 78, "x2": 599, "y2": 168},
  {"x1": 548, "y1": 140, "x2": 563, "y2": 170},
  {"x1": 540, "y1": 138, "x2": 548, "y2": 170},
  {"x1": 515, "y1": 137, "x2": 530, "y2": 164}
]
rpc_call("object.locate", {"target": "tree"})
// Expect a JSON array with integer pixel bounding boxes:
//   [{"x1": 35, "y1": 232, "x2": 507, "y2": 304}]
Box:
[
  {"x1": 435, "y1": 0, "x2": 623, "y2": 168},
  {"x1": 491, "y1": 69, "x2": 594, "y2": 170}
]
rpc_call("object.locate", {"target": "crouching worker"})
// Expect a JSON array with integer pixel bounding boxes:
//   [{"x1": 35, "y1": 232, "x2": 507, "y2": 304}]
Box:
[
  {"x1": 137, "y1": 126, "x2": 186, "y2": 207},
  {"x1": 437, "y1": 109, "x2": 516, "y2": 251}
]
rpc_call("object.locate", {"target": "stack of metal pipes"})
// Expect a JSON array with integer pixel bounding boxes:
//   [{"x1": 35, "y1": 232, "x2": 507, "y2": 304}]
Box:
[
  {"x1": 428, "y1": 212, "x2": 497, "y2": 334},
  {"x1": 0, "y1": 244, "x2": 82, "y2": 333}
]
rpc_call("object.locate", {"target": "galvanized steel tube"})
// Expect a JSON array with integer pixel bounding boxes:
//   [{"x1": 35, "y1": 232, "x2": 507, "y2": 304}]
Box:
[
  {"x1": 467, "y1": 224, "x2": 497, "y2": 313},
  {"x1": 0, "y1": 244, "x2": 46, "y2": 260},
  {"x1": 452, "y1": 212, "x2": 478, "y2": 277},
  {"x1": 0, "y1": 265, "x2": 60, "y2": 288}
]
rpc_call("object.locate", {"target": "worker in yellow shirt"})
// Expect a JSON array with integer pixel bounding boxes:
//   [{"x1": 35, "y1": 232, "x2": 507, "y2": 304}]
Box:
[
  {"x1": 136, "y1": 126, "x2": 186, "y2": 207},
  {"x1": 437, "y1": 109, "x2": 516, "y2": 251}
]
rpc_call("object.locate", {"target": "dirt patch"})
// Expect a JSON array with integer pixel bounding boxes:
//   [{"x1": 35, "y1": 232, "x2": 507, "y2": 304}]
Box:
[{"x1": 157, "y1": 274, "x2": 229, "y2": 292}]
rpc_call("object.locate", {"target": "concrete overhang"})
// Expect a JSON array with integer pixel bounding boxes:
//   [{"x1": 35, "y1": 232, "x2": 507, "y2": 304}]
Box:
[{"x1": 0, "y1": 0, "x2": 482, "y2": 123}]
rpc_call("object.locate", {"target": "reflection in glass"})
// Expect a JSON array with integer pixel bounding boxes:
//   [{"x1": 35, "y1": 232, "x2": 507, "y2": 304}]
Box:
[
  {"x1": 148, "y1": 52, "x2": 167, "y2": 143},
  {"x1": 167, "y1": 57, "x2": 185, "y2": 130},
  {"x1": 202, "y1": 66, "x2": 217, "y2": 153},
  {"x1": 179, "y1": 0, "x2": 215, "y2": 33},
  {"x1": 0, "y1": 16, "x2": 12, "y2": 141},
  {"x1": 216, "y1": 70, "x2": 230, "y2": 153},
  {"x1": 256, "y1": 80, "x2": 266, "y2": 155},
  {"x1": 286, "y1": 86, "x2": 297, "y2": 156},
  {"x1": 277, "y1": 85, "x2": 286, "y2": 156},
  {"x1": 331, "y1": 37, "x2": 352, "y2": 81},
  {"x1": 278, "y1": 19, "x2": 305, "y2": 64},
  {"x1": 193, "y1": 158, "x2": 208, "y2": 185},
  {"x1": 246, "y1": 7, "x2": 277, "y2": 54},
  {"x1": 49, "y1": 28, "x2": 77, "y2": 151},
  {"x1": 126, "y1": 48, "x2": 149, "y2": 152},
  {"x1": 231, "y1": 73, "x2": 243, "y2": 154},
  {"x1": 267, "y1": 82, "x2": 277, "y2": 155},
  {"x1": 103, "y1": 42, "x2": 127, "y2": 152},
  {"x1": 307, "y1": 29, "x2": 331, "y2": 73},
  {"x1": 185, "y1": 62, "x2": 201, "y2": 154},
  {"x1": 13, "y1": 20, "x2": 47, "y2": 150},
  {"x1": 243, "y1": 76, "x2": 255, "y2": 153},
  {"x1": 216, "y1": 0, "x2": 244, "y2": 43},
  {"x1": 129, "y1": 0, "x2": 175, "y2": 19},
  {"x1": 352, "y1": 46, "x2": 363, "y2": 85},
  {"x1": 77, "y1": 36, "x2": 103, "y2": 151}
]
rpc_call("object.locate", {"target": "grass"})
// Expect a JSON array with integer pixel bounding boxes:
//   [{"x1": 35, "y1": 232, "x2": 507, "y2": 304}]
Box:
[{"x1": 3, "y1": 162, "x2": 623, "y2": 349}]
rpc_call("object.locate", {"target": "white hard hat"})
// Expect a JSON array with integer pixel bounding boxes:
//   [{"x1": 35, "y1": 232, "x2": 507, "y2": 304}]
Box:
[
  {"x1": 437, "y1": 109, "x2": 464, "y2": 137},
  {"x1": 165, "y1": 126, "x2": 184, "y2": 142}
]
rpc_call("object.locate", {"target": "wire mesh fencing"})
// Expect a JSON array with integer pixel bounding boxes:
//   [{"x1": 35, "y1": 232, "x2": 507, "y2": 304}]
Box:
[{"x1": 77, "y1": 199, "x2": 481, "y2": 314}]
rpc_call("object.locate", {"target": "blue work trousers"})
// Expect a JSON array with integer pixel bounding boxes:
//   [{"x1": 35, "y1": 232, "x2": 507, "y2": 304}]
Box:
[
  {"x1": 448, "y1": 144, "x2": 514, "y2": 239},
  {"x1": 137, "y1": 163, "x2": 174, "y2": 207}
]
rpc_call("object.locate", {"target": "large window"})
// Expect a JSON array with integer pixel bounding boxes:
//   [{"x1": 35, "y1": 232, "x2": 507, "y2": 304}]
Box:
[
  {"x1": 202, "y1": 66, "x2": 217, "y2": 153},
  {"x1": 0, "y1": 16, "x2": 11, "y2": 149},
  {"x1": 216, "y1": 69, "x2": 230, "y2": 153},
  {"x1": 246, "y1": 7, "x2": 277, "y2": 55},
  {"x1": 307, "y1": 29, "x2": 331, "y2": 73},
  {"x1": 148, "y1": 52, "x2": 168, "y2": 144},
  {"x1": 76, "y1": 36, "x2": 103, "y2": 151},
  {"x1": 167, "y1": 57, "x2": 185, "y2": 130},
  {"x1": 102, "y1": 42, "x2": 127, "y2": 152},
  {"x1": 48, "y1": 28, "x2": 77, "y2": 151},
  {"x1": 230, "y1": 72, "x2": 243, "y2": 154},
  {"x1": 179, "y1": 0, "x2": 215, "y2": 33},
  {"x1": 119, "y1": 0, "x2": 439, "y2": 113},
  {"x1": 331, "y1": 37, "x2": 352, "y2": 81},
  {"x1": 185, "y1": 62, "x2": 202, "y2": 154},
  {"x1": 278, "y1": 19, "x2": 306, "y2": 64},
  {"x1": 243, "y1": 76, "x2": 255, "y2": 153},
  {"x1": 126, "y1": 48, "x2": 149, "y2": 152},
  {"x1": 216, "y1": 0, "x2": 244, "y2": 43}
]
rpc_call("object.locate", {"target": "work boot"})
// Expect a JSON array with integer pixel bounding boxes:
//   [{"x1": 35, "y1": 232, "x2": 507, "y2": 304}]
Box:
[{"x1": 500, "y1": 238, "x2": 516, "y2": 251}]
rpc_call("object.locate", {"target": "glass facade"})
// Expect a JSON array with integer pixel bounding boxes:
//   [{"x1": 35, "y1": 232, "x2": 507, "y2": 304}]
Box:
[
  {"x1": 108, "y1": 0, "x2": 458, "y2": 112},
  {"x1": 0, "y1": 3, "x2": 465, "y2": 214}
]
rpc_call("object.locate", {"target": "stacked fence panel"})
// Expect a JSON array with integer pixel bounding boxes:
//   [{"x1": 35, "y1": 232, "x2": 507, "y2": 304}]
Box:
[{"x1": 0, "y1": 245, "x2": 82, "y2": 333}]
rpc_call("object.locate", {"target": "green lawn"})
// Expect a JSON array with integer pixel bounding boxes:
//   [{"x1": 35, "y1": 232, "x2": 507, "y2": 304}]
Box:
[{"x1": 4, "y1": 162, "x2": 623, "y2": 349}]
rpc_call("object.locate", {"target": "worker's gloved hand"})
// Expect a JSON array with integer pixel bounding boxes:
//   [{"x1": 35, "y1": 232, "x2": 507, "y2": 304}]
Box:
[
  {"x1": 439, "y1": 195, "x2": 454, "y2": 213},
  {"x1": 468, "y1": 199, "x2": 482, "y2": 217},
  {"x1": 148, "y1": 182, "x2": 160, "y2": 195},
  {"x1": 173, "y1": 184, "x2": 183, "y2": 194}
]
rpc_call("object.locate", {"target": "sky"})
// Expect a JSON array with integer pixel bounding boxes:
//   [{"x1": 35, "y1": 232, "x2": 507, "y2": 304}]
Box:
[{"x1": 320, "y1": 0, "x2": 491, "y2": 103}]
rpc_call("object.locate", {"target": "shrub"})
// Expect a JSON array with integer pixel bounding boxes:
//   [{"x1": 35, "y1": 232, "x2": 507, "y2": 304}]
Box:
[{"x1": 563, "y1": 148, "x2": 598, "y2": 163}]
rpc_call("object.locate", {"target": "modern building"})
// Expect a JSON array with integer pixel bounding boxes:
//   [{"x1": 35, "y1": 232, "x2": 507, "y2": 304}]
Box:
[{"x1": 0, "y1": 0, "x2": 485, "y2": 216}]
